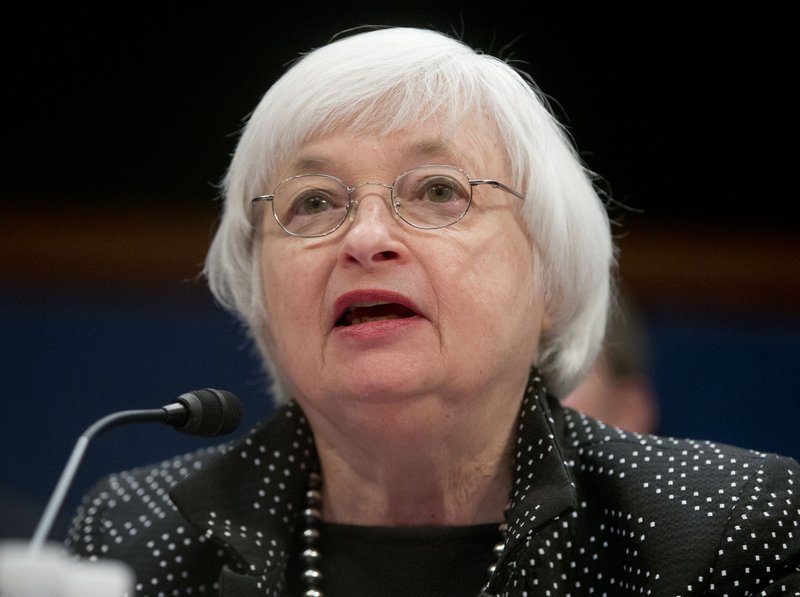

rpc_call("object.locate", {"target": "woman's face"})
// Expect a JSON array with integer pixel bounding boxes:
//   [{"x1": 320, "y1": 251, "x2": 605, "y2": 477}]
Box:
[{"x1": 257, "y1": 118, "x2": 548, "y2": 437}]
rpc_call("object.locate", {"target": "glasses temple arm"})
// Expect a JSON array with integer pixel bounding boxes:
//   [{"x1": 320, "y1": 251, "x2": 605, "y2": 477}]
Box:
[{"x1": 470, "y1": 180, "x2": 525, "y2": 201}]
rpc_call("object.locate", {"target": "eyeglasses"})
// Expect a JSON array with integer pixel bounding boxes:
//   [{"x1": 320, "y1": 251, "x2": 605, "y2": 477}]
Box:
[{"x1": 251, "y1": 164, "x2": 525, "y2": 238}]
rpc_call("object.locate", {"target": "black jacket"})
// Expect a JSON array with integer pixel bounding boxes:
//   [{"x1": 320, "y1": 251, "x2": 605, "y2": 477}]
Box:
[{"x1": 66, "y1": 373, "x2": 800, "y2": 595}]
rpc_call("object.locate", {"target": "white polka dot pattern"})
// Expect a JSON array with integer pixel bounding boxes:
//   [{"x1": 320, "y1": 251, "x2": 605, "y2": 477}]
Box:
[
  {"x1": 67, "y1": 372, "x2": 800, "y2": 596},
  {"x1": 66, "y1": 446, "x2": 234, "y2": 595}
]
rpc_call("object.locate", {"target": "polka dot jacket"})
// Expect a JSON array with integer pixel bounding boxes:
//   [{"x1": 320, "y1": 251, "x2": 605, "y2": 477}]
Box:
[{"x1": 66, "y1": 371, "x2": 800, "y2": 596}]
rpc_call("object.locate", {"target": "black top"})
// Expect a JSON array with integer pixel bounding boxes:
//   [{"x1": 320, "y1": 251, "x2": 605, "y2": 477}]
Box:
[{"x1": 286, "y1": 523, "x2": 502, "y2": 596}]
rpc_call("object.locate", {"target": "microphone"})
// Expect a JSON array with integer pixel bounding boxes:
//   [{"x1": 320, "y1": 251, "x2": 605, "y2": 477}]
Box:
[
  {"x1": 28, "y1": 389, "x2": 243, "y2": 554},
  {"x1": 164, "y1": 388, "x2": 243, "y2": 437}
]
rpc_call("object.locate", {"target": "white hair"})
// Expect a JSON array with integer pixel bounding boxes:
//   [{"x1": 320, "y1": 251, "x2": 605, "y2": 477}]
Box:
[{"x1": 204, "y1": 26, "x2": 616, "y2": 403}]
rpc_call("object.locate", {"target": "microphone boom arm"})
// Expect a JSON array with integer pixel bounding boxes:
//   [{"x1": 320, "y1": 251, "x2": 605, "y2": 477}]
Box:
[
  {"x1": 29, "y1": 408, "x2": 167, "y2": 554},
  {"x1": 27, "y1": 388, "x2": 242, "y2": 555}
]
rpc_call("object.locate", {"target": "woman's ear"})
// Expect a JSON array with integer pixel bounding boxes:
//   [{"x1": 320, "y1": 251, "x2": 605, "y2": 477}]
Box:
[{"x1": 539, "y1": 306, "x2": 555, "y2": 333}]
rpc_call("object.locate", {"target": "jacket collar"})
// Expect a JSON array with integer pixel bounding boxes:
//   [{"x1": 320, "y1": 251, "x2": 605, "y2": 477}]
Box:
[
  {"x1": 492, "y1": 370, "x2": 576, "y2": 582},
  {"x1": 170, "y1": 369, "x2": 575, "y2": 593},
  {"x1": 170, "y1": 403, "x2": 317, "y2": 592}
]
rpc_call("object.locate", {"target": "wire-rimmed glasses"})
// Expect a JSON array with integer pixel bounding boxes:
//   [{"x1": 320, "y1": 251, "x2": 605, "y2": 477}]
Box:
[{"x1": 251, "y1": 164, "x2": 525, "y2": 238}]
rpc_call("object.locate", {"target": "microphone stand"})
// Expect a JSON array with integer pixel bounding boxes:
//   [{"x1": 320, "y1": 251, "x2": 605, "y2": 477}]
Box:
[{"x1": 28, "y1": 408, "x2": 167, "y2": 554}]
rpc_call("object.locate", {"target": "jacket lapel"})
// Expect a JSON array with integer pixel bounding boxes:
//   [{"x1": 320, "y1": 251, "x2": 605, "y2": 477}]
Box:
[
  {"x1": 494, "y1": 371, "x2": 577, "y2": 573},
  {"x1": 170, "y1": 402, "x2": 316, "y2": 594}
]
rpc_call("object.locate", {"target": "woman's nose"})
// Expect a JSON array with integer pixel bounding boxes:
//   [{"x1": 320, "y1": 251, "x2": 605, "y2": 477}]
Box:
[{"x1": 336, "y1": 188, "x2": 406, "y2": 268}]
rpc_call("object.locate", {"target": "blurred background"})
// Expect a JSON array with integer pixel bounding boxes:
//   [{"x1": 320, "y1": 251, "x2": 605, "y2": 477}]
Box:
[{"x1": 2, "y1": 4, "x2": 798, "y2": 541}]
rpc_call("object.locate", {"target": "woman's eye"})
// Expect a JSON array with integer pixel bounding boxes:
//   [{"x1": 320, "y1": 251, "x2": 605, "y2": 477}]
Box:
[
  {"x1": 413, "y1": 176, "x2": 468, "y2": 203},
  {"x1": 426, "y1": 182, "x2": 455, "y2": 203},
  {"x1": 293, "y1": 193, "x2": 334, "y2": 215}
]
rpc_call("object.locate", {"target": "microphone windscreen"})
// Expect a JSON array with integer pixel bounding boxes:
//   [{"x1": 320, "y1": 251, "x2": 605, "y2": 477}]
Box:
[{"x1": 176, "y1": 389, "x2": 243, "y2": 437}]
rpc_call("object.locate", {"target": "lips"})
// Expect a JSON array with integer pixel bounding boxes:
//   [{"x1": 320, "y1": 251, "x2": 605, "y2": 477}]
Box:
[{"x1": 333, "y1": 291, "x2": 421, "y2": 328}]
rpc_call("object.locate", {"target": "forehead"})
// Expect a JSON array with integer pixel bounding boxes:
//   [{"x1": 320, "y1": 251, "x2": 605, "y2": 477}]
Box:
[{"x1": 280, "y1": 117, "x2": 508, "y2": 179}]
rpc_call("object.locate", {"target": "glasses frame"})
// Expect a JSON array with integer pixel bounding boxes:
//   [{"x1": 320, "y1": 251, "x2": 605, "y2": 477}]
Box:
[{"x1": 251, "y1": 164, "x2": 525, "y2": 238}]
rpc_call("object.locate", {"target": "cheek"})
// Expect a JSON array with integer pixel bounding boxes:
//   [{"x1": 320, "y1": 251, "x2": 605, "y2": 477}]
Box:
[
  {"x1": 437, "y1": 230, "x2": 539, "y2": 342},
  {"x1": 260, "y1": 245, "x2": 328, "y2": 343}
]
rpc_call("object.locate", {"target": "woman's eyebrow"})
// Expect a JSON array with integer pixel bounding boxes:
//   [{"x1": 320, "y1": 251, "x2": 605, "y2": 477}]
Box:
[
  {"x1": 288, "y1": 155, "x2": 334, "y2": 174},
  {"x1": 407, "y1": 138, "x2": 461, "y2": 163}
]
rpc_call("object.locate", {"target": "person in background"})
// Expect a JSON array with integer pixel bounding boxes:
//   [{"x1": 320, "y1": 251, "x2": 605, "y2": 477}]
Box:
[
  {"x1": 563, "y1": 292, "x2": 660, "y2": 434},
  {"x1": 65, "y1": 26, "x2": 800, "y2": 596}
]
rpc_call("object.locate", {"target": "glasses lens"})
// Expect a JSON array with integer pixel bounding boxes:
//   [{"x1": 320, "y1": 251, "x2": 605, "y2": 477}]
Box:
[
  {"x1": 273, "y1": 175, "x2": 350, "y2": 237},
  {"x1": 393, "y1": 166, "x2": 472, "y2": 228}
]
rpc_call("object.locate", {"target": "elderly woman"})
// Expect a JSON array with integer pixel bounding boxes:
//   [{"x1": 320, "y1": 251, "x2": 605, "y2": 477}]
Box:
[{"x1": 67, "y1": 27, "x2": 800, "y2": 596}]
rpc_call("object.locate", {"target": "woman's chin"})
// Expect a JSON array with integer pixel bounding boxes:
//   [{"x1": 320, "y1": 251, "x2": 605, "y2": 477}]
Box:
[
  {"x1": 313, "y1": 352, "x2": 441, "y2": 401},
  {"x1": 332, "y1": 375, "x2": 429, "y2": 405}
]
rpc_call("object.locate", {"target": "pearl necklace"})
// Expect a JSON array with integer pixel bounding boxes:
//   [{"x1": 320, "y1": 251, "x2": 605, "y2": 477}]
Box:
[{"x1": 300, "y1": 471, "x2": 508, "y2": 597}]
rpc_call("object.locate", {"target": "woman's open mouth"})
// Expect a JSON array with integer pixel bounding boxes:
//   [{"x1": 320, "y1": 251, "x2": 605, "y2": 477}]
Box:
[{"x1": 335, "y1": 302, "x2": 417, "y2": 326}]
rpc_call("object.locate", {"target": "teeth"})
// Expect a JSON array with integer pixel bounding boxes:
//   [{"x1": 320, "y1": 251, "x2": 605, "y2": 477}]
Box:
[
  {"x1": 337, "y1": 300, "x2": 416, "y2": 327},
  {"x1": 349, "y1": 301, "x2": 390, "y2": 309},
  {"x1": 350, "y1": 314, "x2": 402, "y2": 325}
]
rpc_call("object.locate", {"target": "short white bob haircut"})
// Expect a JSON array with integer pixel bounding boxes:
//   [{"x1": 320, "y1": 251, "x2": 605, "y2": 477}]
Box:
[{"x1": 205, "y1": 26, "x2": 616, "y2": 403}]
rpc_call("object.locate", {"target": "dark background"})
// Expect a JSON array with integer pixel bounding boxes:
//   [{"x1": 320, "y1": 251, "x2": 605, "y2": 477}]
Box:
[
  {"x1": 2, "y1": 4, "x2": 798, "y2": 541},
  {"x1": 3, "y1": 3, "x2": 798, "y2": 229}
]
